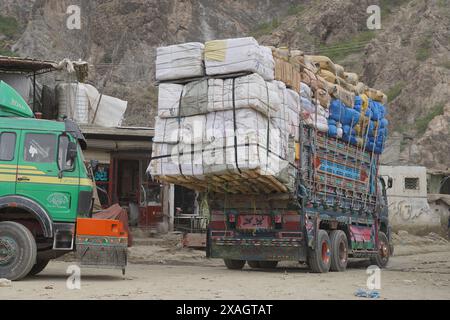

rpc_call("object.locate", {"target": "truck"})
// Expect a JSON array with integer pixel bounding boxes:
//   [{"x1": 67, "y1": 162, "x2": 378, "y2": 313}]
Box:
[
  {"x1": 0, "y1": 81, "x2": 128, "y2": 280},
  {"x1": 206, "y1": 123, "x2": 393, "y2": 273}
]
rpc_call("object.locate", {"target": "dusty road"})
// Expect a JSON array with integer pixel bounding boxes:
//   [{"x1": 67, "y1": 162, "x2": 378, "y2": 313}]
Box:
[{"x1": 0, "y1": 232, "x2": 449, "y2": 300}]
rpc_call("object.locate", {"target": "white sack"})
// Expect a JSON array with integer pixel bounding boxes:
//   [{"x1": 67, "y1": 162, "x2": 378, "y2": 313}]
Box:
[
  {"x1": 156, "y1": 42, "x2": 205, "y2": 81},
  {"x1": 205, "y1": 37, "x2": 274, "y2": 81}
]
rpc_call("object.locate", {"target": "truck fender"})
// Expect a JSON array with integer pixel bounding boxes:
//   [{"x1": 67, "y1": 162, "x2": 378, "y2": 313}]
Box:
[{"x1": 0, "y1": 195, "x2": 53, "y2": 238}]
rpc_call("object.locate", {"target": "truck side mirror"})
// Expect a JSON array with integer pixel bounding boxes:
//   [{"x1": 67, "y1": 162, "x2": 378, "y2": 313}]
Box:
[
  {"x1": 66, "y1": 141, "x2": 78, "y2": 162},
  {"x1": 388, "y1": 177, "x2": 393, "y2": 189}
]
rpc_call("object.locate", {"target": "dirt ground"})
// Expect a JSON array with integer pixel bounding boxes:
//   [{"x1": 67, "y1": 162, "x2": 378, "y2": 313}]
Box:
[{"x1": 0, "y1": 231, "x2": 449, "y2": 300}]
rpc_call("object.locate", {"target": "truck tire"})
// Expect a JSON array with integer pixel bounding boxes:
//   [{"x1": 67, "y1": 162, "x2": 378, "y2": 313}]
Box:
[
  {"x1": 247, "y1": 261, "x2": 260, "y2": 269},
  {"x1": 0, "y1": 221, "x2": 37, "y2": 281},
  {"x1": 224, "y1": 259, "x2": 246, "y2": 270},
  {"x1": 259, "y1": 261, "x2": 278, "y2": 269},
  {"x1": 28, "y1": 258, "x2": 50, "y2": 276},
  {"x1": 307, "y1": 229, "x2": 331, "y2": 273},
  {"x1": 329, "y1": 230, "x2": 348, "y2": 272},
  {"x1": 370, "y1": 232, "x2": 390, "y2": 268}
]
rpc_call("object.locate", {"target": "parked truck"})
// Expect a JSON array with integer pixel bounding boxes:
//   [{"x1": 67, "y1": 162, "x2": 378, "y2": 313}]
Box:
[
  {"x1": 206, "y1": 124, "x2": 393, "y2": 273},
  {"x1": 0, "y1": 81, "x2": 127, "y2": 280}
]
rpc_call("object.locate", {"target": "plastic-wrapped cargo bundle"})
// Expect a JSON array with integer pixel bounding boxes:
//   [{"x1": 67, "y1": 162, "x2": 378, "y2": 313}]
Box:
[
  {"x1": 285, "y1": 89, "x2": 300, "y2": 141},
  {"x1": 207, "y1": 73, "x2": 281, "y2": 116},
  {"x1": 205, "y1": 37, "x2": 275, "y2": 81},
  {"x1": 156, "y1": 42, "x2": 205, "y2": 81},
  {"x1": 157, "y1": 83, "x2": 184, "y2": 118}
]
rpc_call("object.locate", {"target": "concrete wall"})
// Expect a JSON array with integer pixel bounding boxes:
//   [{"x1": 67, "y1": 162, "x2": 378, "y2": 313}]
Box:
[{"x1": 379, "y1": 166, "x2": 441, "y2": 235}]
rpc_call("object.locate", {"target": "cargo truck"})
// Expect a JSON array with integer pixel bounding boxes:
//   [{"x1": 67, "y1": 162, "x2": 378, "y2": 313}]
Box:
[
  {"x1": 206, "y1": 123, "x2": 393, "y2": 273},
  {"x1": 0, "y1": 81, "x2": 127, "y2": 280}
]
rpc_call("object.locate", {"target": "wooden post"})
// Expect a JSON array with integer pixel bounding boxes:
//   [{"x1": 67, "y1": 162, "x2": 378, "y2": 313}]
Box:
[{"x1": 162, "y1": 183, "x2": 175, "y2": 232}]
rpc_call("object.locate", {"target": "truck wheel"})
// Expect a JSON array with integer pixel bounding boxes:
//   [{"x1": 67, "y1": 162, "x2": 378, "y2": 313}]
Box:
[
  {"x1": 330, "y1": 230, "x2": 348, "y2": 272},
  {"x1": 259, "y1": 261, "x2": 278, "y2": 269},
  {"x1": 307, "y1": 229, "x2": 331, "y2": 273},
  {"x1": 28, "y1": 258, "x2": 50, "y2": 276},
  {"x1": 247, "y1": 261, "x2": 260, "y2": 269},
  {"x1": 0, "y1": 221, "x2": 37, "y2": 281},
  {"x1": 370, "y1": 232, "x2": 390, "y2": 268},
  {"x1": 224, "y1": 259, "x2": 246, "y2": 270}
]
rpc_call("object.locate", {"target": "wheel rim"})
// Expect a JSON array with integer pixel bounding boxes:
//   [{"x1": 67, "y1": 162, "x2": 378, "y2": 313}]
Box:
[
  {"x1": 0, "y1": 236, "x2": 17, "y2": 266},
  {"x1": 339, "y1": 241, "x2": 348, "y2": 265},
  {"x1": 321, "y1": 241, "x2": 330, "y2": 264}
]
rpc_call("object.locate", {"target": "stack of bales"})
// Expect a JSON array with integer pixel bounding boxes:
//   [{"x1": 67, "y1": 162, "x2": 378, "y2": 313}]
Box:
[
  {"x1": 150, "y1": 37, "x2": 298, "y2": 192},
  {"x1": 149, "y1": 37, "x2": 389, "y2": 194}
]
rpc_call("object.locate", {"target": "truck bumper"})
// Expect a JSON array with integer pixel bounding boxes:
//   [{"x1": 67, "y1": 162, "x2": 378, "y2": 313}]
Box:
[{"x1": 210, "y1": 237, "x2": 307, "y2": 262}]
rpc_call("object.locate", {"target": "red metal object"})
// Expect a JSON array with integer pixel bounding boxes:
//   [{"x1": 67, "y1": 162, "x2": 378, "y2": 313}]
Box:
[{"x1": 138, "y1": 205, "x2": 163, "y2": 227}]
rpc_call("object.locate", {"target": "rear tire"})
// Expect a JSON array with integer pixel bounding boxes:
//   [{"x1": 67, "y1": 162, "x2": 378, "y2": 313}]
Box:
[
  {"x1": 370, "y1": 232, "x2": 390, "y2": 268},
  {"x1": 307, "y1": 229, "x2": 331, "y2": 273},
  {"x1": 0, "y1": 221, "x2": 37, "y2": 281},
  {"x1": 330, "y1": 230, "x2": 348, "y2": 272},
  {"x1": 224, "y1": 259, "x2": 245, "y2": 270},
  {"x1": 28, "y1": 258, "x2": 50, "y2": 276},
  {"x1": 247, "y1": 261, "x2": 260, "y2": 269},
  {"x1": 259, "y1": 261, "x2": 278, "y2": 269}
]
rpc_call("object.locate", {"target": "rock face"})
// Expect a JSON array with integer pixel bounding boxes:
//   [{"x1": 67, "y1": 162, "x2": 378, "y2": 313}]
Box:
[{"x1": 1, "y1": 0, "x2": 449, "y2": 170}]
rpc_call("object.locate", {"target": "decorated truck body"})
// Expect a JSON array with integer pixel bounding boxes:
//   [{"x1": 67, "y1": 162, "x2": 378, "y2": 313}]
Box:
[
  {"x1": 0, "y1": 81, "x2": 127, "y2": 280},
  {"x1": 206, "y1": 124, "x2": 393, "y2": 273}
]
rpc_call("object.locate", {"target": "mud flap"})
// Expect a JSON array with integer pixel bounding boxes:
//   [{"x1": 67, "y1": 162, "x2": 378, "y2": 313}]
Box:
[{"x1": 75, "y1": 235, "x2": 127, "y2": 274}]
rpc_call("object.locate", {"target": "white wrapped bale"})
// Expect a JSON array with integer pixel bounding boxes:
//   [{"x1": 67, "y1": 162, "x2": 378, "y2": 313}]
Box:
[
  {"x1": 179, "y1": 80, "x2": 208, "y2": 117},
  {"x1": 285, "y1": 89, "x2": 300, "y2": 141},
  {"x1": 157, "y1": 83, "x2": 183, "y2": 118},
  {"x1": 207, "y1": 73, "x2": 281, "y2": 116},
  {"x1": 156, "y1": 42, "x2": 205, "y2": 81},
  {"x1": 179, "y1": 115, "x2": 206, "y2": 145},
  {"x1": 153, "y1": 117, "x2": 179, "y2": 144},
  {"x1": 205, "y1": 37, "x2": 274, "y2": 81}
]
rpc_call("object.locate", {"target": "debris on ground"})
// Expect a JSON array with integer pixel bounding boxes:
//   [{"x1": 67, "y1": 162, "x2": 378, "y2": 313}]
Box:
[
  {"x1": 0, "y1": 279, "x2": 12, "y2": 287},
  {"x1": 354, "y1": 288, "x2": 380, "y2": 299}
]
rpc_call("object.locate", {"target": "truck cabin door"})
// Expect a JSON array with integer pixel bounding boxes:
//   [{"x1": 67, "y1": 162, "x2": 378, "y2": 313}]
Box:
[
  {"x1": 0, "y1": 130, "x2": 20, "y2": 195},
  {"x1": 16, "y1": 131, "x2": 80, "y2": 222}
]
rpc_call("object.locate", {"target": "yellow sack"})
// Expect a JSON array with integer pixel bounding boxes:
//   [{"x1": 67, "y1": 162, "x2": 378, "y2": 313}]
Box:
[
  {"x1": 365, "y1": 88, "x2": 386, "y2": 103},
  {"x1": 334, "y1": 64, "x2": 345, "y2": 78},
  {"x1": 360, "y1": 94, "x2": 369, "y2": 112},
  {"x1": 305, "y1": 55, "x2": 336, "y2": 74},
  {"x1": 355, "y1": 82, "x2": 368, "y2": 95},
  {"x1": 205, "y1": 40, "x2": 228, "y2": 62},
  {"x1": 319, "y1": 69, "x2": 336, "y2": 83},
  {"x1": 326, "y1": 82, "x2": 355, "y2": 108},
  {"x1": 344, "y1": 72, "x2": 359, "y2": 85}
]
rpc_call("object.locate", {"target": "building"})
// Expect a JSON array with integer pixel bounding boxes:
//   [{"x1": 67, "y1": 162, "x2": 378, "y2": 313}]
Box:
[{"x1": 379, "y1": 165, "x2": 444, "y2": 235}]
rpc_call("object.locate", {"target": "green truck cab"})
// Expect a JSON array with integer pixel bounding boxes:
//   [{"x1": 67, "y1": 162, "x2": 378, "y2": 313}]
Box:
[{"x1": 0, "y1": 81, "x2": 127, "y2": 280}]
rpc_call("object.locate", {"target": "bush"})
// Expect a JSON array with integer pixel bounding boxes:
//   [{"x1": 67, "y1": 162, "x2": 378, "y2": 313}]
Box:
[
  {"x1": 386, "y1": 81, "x2": 405, "y2": 102},
  {"x1": 416, "y1": 38, "x2": 432, "y2": 61},
  {"x1": 415, "y1": 103, "x2": 445, "y2": 134},
  {"x1": 0, "y1": 15, "x2": 19, "y2": 38}
]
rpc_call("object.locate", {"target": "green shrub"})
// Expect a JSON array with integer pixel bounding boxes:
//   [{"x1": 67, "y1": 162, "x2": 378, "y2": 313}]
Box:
[
  {"x1": 0, "y1": 15, "x2": 19, "y2": 38},
  {"x1": 251, "y1": 18, "x2": 280, "y2": 38},
  {"x1": 287, "y1": 4, "x2": 305, "y2": 16},
  {"x1": 416, "y1": 38, "x2": 432, "y2": 61},
  {"x1": 415, "y1": 103, "x2": 445, "y2": 134},
  {"x1": 317, "y1": 31, "x2": 376, "y2": 62},
  {"x1": 386, "y1": 81, "x2": 405, "y2": 102}
]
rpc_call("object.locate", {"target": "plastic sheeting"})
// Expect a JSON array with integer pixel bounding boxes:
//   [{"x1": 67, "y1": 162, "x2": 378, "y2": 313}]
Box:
[
  {"x1": 56, "y1": 82, "x2": 127, "y2": 127},
  {"x1": 155, "y1": 42, "x2": 205, "y2": 81},
  {"x1": 205, "y1": 37, "x2": 275, "y2": 81}
]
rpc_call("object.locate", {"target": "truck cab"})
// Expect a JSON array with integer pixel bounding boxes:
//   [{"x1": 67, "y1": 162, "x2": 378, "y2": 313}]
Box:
[{"x1": 0, "y1": 81, "x2": 127, "y2": 280}]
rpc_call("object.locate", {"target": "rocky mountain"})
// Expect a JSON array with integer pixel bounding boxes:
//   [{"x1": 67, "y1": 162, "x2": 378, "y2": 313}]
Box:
[{"x1": 1, "y1": 0, "x2": 449, "y2": 170}]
